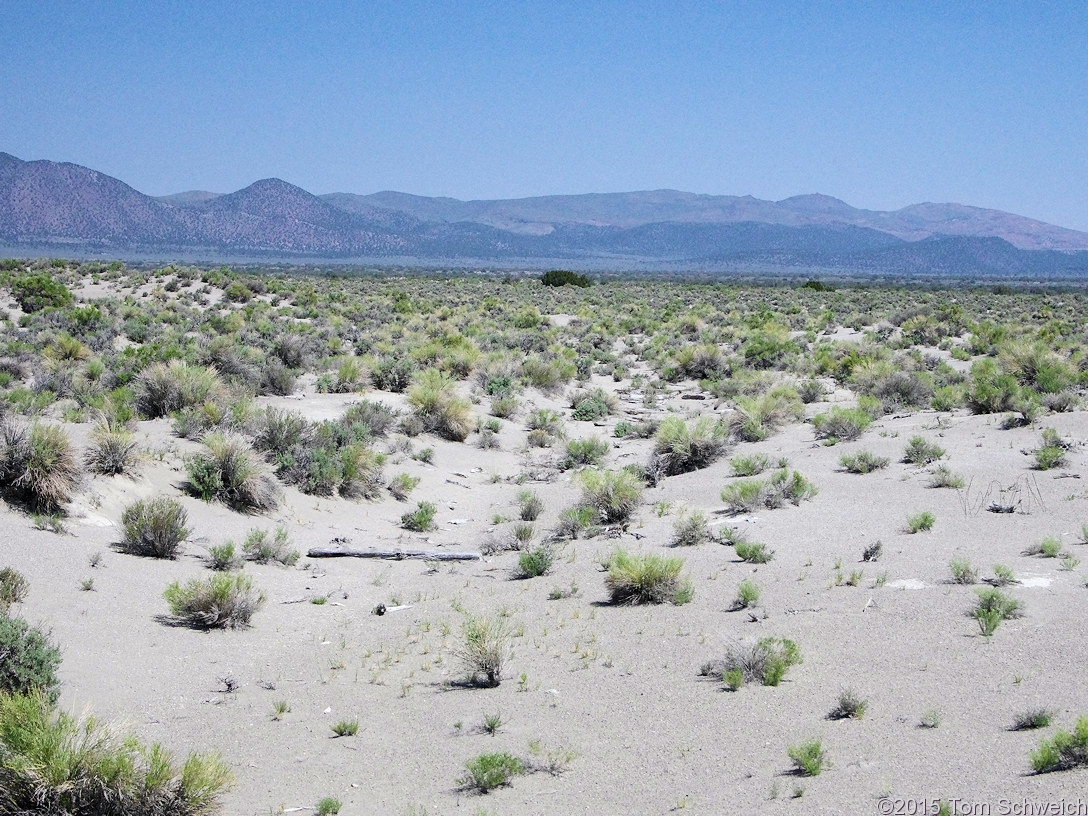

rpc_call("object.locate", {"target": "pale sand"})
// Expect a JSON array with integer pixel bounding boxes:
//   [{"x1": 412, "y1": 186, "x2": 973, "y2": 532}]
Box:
[{"x1": 5, "y1": 375, "x2": 1088, "y2": 815}]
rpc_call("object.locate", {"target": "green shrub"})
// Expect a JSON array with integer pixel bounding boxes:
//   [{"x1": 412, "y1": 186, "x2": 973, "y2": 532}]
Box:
[
  {"x1": 906, "y1": 511, "x2": 935, "y2": 533},
  {"x1": 730, "y1": 453, "x2": 770, "y2": 477},
  {"x1": 517, "y1": 489, "x2": 543, "y2": 521},
  {"x1": 671, "y1": 509, "x2": 711, "y2": 546},
  {"x1": 135, "y1": 361, "x2": 224, "y2": 419},
  {"x1": 0, "y1": 616, "x2": 61, "y2": 701},
  {"x1": 1030, "y1": 716, "x2": 1088, "y2": 773},
  {"x1": 720, "y1": 479, "x2": 767, "y2": 513},
  {"x1": 541, "y1": 269, "x2": 590, "y2": 287},
  {"x1": 207, "y1": 542, "x2": 241, "y2": 571},
  {"x1": 459, "y1": 751, "x2": 526, "y2": 793},
  {"x1": 11, "y1": 274, "x2": 73, "y2": 312},
  {"x1": 331, "y1": 719, "x2": 359, "y2": 737},
  {"x1": 838, "y1": 450, "x2": 889, "y2": 474},
  {"x1": 560, "y1": 437, "x2": 610, "y2": 470},
  {"x1": 1012, "y1": 708, "x2": 1056, "y2": 731},
  {"x1": 455, "y1": 614, "x2": 512, "y2": 687},
  {"x1": 827, "y1": 688, "x2": 868, "y2": 720},
  {"x1": 120, "y1": 497, "x2": 190, "y2": 559},
  {"x1": 767, "y1": 468, "x2": 818, "y2": 506},
  {"x1": 0, "y1": 420, "x2": 79, "y2": 510},
  {"x1": 701, "y1": 637, "x2": 801, "y2": 687},
  {"x1": 735, "y1": 540, "x2": 774, "y2": 563},
  {"x1": 253, "y1": 408, "x2": 311, "y2": 457},
  {"x1": 517, "y1": 544, "x2": 555, "y2": 578},
  {"x1": 1034, "y1": 445, "x2": 1067, "y2": 471},
  {"x1": 185, "y1": 433, "x2": 281, "y2": 512},
  {"x1": 337, "y1": 444, "x2": 386, "y2": 499},
  {"x1": 401, "y1": 501, "x2": 437, "y2": 532},
  {"x1": 315, "y1": 797, "x2": 342, "y2": 816},
  {"x1": 788, "y1": 739, "x2": 828, "y2": 776},
  {"x1": 388, "y1": 472, "x2": 420, "y2": 501},
  {"x1": 578, "y1": 468, "x2": 643, "y2": 523},
  {"x1": 972, "y1": 586, "x2": 1022, "y2": 636},
  {"x1": 928, "y1": 465, "x2": 965, "y2": 488},
  {"x1": 242, "y1": 526, "x2": 298, "y2": 566},
  {"x1": 163, "y1": 572, "x2": 265, "y2": 629},
  {"x1": 811, "y1": 406, "x2": 873, "y2": 442},
  {"x1": 902, "y1": 436, "x2": 945, "y2": 465},
  {"x1": 0, "y1": 567, "x2": 29, "y2": 613},
  {"x1": 407, "y1": 368, "x2": 473, "y2": 441},
  {"x1": 651, "y1": 416, "x2": 728, "y2": 476},
  {"x1": 1024, "y1": 536, "x2": 1062, "y2": 558},
  {"x1": 569, "y1": 387, "x2": 616, "y2": 421},
  {"x1": 605, "y1": 548, "x2": 693, "y2": 605},
  {"x1": 733, "y1": 578, "x2": 761, "y2": 609},
  {"x1": 948, "y1": 557, "x2": 978, "y2": 584},
  {"x1": 729, "y1": 391, "x2": 803, "y2": 442},
  {"x1": 0, "y1": 691, "x2": 233, "y2": 814},
  {"x1": 85, "y1": 416, "x2": 140, "y2": 476}
]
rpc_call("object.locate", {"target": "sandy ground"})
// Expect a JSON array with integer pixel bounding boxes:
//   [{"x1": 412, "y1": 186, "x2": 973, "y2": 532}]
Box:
[{"x1": 4, "y1": 372, "x2": 1088, "y2": 816}]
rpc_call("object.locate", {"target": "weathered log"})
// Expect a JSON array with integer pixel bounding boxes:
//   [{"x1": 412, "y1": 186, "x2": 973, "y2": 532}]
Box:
[{"x1": 307, "y1": 547, "x2": 481, "y2": 561}]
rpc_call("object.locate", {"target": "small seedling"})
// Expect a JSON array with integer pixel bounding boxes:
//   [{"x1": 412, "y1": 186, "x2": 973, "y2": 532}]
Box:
[
  {"x1": 272, "y1": 700, "x2": 290, "y2": 720},
  {"x1": 482, "y1": 712, "x2": 504, "y2": 736}
]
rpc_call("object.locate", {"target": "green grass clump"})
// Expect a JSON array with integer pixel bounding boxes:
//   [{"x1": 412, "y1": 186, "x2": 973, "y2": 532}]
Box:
[
  {"x1": 1024, "y1": 536, "x2": 1062, "y2": 558},
  {"x1": 906, "y1": 511, "x2": 935, "y2": 533},
  {"x1": 401, "y1": 501, "x2": 437, "y2": 532},
  {"x1": 787, "y1": 739, "x2": 829, "y2": 776},
  {"x1": 331, "y1": 719, "x2": 359, "y2": 737},
  {"x1": 651, "y1": 416, "x2": 728, "y2": 476},
  {"x1": 720, "y1": 478, "x2": 767, "y2": 513},
  {"x1": 163, "y1": 572, "x2": 265, "y2": 629},
  {"x1": 387, "y1": 472, "x2": 420, "y2": 501},
  {"x1": 671, "y1": 509, "x2": 711, "y2": 546},
  {"x1": 0, "y1": 691, "x2": 233, "y2": 814},
  {"x1": 0, "y1": 420, "x2": 80, "y2": 511},
  {"x1": 517, "y1": 544, "x2": 555, "y2": 578},
  {"x1": 569, "y1": 387, "x2": 616, "y2": 421},
  {"x1": 1034, "y1": 445, "x2": 1066, "y2": 470},
  {"x1": 838, "y1": 450, "x2": 889, "y2": 474},
  {"x1": 315, "y1": 797, "x2": 342, "y2": 816},
  {"x1": 459, "y1": 751, "x2": 526, "y2": 793},
  {"x1": 407, "y1": 368, "x2": 473, "y2": 441},
  {"x1": 733, "y1": 578, "x2": 761, "y2": 609},
  {"x1": 85, "y1": 416, "x2": 140, "y2": 476},
  {"x1": 971, "y1": 586, "x2": 1022, "y2": 637},
  {"x1": 827, "y1": 688, "x2": 868, "y2": 720},
  {"x1": 1030, "y1": 716, "x2": 1088, "y2": 773},
  {"x1": 242, "y1": 526, "x2": 299, "y2": 566},
  {"x1": 701, "y1": 637, "x2": 801, "y2": 688},
  {"x1": 1012, "y1": 708, "x2": 1055, "y2": 731},
  {"x1": 455, "y1": 614, "x2": 512, "y2": 687},
  {"x1": 605, "y1": 548, "x2": 693, "y2": 605},
  {"x1": 120, "y1": 496, "x2": 191, "y2": 559},
  {"x1": 902, "y1": 436, "x2": 945, "y2": 465},
  {"x1": 560, "y1": 437, "x2": 610, "y2": 470},
  {"x1": 811, "y1": 406, "x2": 873, "y2": 442},
  {"x1": 516, "y1": 489, "x2": 543, "y2": 521},
  {"x1": 578, "y1": 468, "x2": 644, "y2": 523},
  {"x1": 729, "y1": 453, "x2": 770, "y2": 477},
  {"x1": 185, "y1": 432, "x2": 280, "y2": 512},
  {"x1": 735, "y1": 540, "x2": 774, "y2": 563},
  {"x1": 948, "y1": 557, "x2": 978, "y2": 584},
  {"x1": 928, "y1": 465, "x2": 965, "y2": 488},
  {"x1": 135, "y1": 360, "x2": 225, "y2": 418},
  {"x1": 206, "y1": 542, "x2": 241, "y2": 571}
]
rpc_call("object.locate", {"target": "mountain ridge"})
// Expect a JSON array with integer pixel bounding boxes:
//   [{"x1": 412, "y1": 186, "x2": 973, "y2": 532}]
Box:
[{"x1": 2, "y1": 152, "x2": 1088, "y2": 278}]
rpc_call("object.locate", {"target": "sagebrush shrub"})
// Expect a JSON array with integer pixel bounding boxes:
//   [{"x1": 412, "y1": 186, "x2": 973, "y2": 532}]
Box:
[
  {"x1": 578, "y1": 469, "x2": 643, "y2": 523},
  {"x1": 185, "y1": 433, "x2": 281, "y2": 512},
  {"x1": 0, "y1": 615, "x2": 61, "y2": 701},
  {"x1": 811, "y1": 406, "x2": 873, "y2": 442},
  {"x1": 455, "y1": 614, "x2": 512, "y2": 687},
  {"x1": 651, "y1": 416, "x2": 728, "y2": 477},
  {"x1": 120, "y1": 496, "x2": 191, "y2": 559},
  {"x1": 605, "y1": 548, "x2": 693, "y2": 605},
  {"x1": 701, "y1": 637, "x2": 801, "y2": 688},
  {"x1": 163, "y1": 572, "x2": 265, "y2": 629},
  {"x1": 0, "y1": 567, "x2": 29, "y2": 612},
  {"x1": 0, "y1": 420, "x2": 79, "y2": 510},
  {"x1": 459, "y1": 751, "x2": 525, "y2": 793},
  {"x1": 135, "y1": 360, "x2": 224, "y2": 419},
  {"x1": 85, "y1": 416, "x2": 140, "y2": 475}
]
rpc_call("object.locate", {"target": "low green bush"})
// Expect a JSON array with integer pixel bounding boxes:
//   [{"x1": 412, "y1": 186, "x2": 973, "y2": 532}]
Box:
[
  {"x1": 1030, "y1": 716, "x2": 1088, "y2": 773},
  {"x1": 120, "y1": 496, "x2": 191, "y2": 559},
  {"x1": 605, "y1": 548, "x2": 693, "y2": 605},
  {"x1": 163, "y1": 573, "x2": 265, "y2": 629},
  {"x1": 0, "y1": 615, "x2": 61, "y2": 701}
]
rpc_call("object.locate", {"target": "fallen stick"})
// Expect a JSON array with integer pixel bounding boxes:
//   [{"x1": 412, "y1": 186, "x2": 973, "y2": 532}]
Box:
[{"x1": 307, "y1": 547, "x2": 481, "y2": 561}]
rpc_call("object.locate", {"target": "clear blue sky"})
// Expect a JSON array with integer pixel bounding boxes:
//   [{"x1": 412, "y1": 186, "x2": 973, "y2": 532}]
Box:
[{"x1": 2, "y1": 2, "x2": 1087, "y2": 230}]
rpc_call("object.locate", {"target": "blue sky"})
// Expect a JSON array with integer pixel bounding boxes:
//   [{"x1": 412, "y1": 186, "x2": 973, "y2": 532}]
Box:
[{"x1": 2, "y1": 2, "x2": 1087, "y2": 230}]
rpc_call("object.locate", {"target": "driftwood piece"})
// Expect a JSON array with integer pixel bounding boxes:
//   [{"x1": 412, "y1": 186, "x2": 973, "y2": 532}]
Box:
[{"x1": 307, "y1": 547, "x2": 481, "y2": 561}]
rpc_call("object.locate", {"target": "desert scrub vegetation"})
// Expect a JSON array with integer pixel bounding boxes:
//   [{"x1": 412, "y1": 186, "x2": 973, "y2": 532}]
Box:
[
  {"x1": 971, "y1": 586, "x2": 1023, "y2": 636},
  {"x1": 0, "y1": 613, "x2": 61, "y2": 700},
  {"x1": 827, "y1": 688, "x2": 868, "y2": 720},
  {"x1": 516, "y1": 489, "x2": 543, "y2": 521},
  {"x1": 454, "y1": 613, "x2": 512, "y2": 687},
  {"x1": 135, "y1": 360, "x2": 225, "y2": 418},
  {"x1": 902, "y1": 436, "x2": 945, "y2": 465},
  {"x1": 729, "y1": 389, "x2": 803, "y2": 442},
  {"x1": 569, "y1": 387, "x2": 617, "y2": 421},
  {"x1": 700, "y1": 637, "x2": 802, "y2": 688},
  {"x1": 729, "y1": 452, "x2": 770, "y2": 477},
  {"x1": 811, "y1": 406, "x2": 873, "y2": 443},
  {"x1": 0, "y1": 419, "x2": 79, "y2": 510},
  {"x1": 787, "y1": 739, "x2": 829, "y2": 776},
  {"x1": 120, "y1": 496, "x2": 191, "y2": 558},
  {"x1": 605, "y1": 548, "x2": 693, "y2": 605},
  {"x1": 458, "y1": 751, "x2": 525, "y2": 793},
  {"x1": 241, "y1": 526, "x2": 298, "y2": 566},
  {"x1": 407, "y1": 368, "x2": 473, "y2": 441},
  {"x1": 185, "y1": 432, "x2": 280, "y2": 512},
  {"x1": 671, "y1": 509, "x2": 711, "y2": 546},
  {"x1": 928, "y1": 465, "x2": 965, "y2": 488},
  {"x1": 559, "y1": 437, "x2": 609, "y2": 470},
  {"x1": 649, "y1": 415, "x2": 728, "y2": 477},
  {"x1": 85, "y1": 414, "x2": 140, "y2": 475},
  {"x1": 576, "y1": 468, "x2": 643, "y2": 523},
  {"x1": 1029, "y1": 716, "x2": 1088, "y2": 773},
  {"x1": 516, "y1": 543, "x2": 555, "y2": 578},
  {"x1": 0, "y1": 690, "x2": 233, "y2": 815},
  {"x1": 720, "y1": 469, "x2": 817, "y2": 513},
  {"x1": 838, "y1": 449, "x2": 889, "y2": 473},
  {"x1": 163, "y1": 572, "x2": 266, "y2": 629},
  {"x1": 401, "y1": 500, "x2": 437, "y2": 532},
  {"x1": 905, "y1": 511, "x2": 935, "y2": 533},
  {"x1": 0, "y1": 567, "x2": 29, "y2": 613}
]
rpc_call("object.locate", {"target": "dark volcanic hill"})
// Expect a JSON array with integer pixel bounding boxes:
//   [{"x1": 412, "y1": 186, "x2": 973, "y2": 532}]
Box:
[{"x1": 2, "y1": 151, "x2": 1088, "y2": 278}]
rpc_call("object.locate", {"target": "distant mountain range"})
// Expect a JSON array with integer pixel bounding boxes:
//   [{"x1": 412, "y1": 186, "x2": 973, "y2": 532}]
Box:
[{"x1": 2, "y1": 151, "x2": 1088, "y2": 278}]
